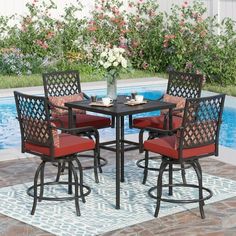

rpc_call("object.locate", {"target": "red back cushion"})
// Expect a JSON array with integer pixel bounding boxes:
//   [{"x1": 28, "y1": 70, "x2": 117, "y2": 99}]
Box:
[
  {"x1": 161, "y1": 94, "x2": 186, "y2": 117},
  {"x1": 49, "y1": 93, "x2": 85, "y2": 116}
]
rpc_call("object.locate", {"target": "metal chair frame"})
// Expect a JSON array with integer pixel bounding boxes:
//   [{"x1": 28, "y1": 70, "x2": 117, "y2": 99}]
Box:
[
  {"x1": 142, "y1": 94, "x2": 225, "y2": 218},
  {"x1": 42, "y1": 70, "x2": 111, "y2": 172},
  {"x1": 14, "y1": 91, "x2": 100, "y2": 216},
  {"x1": 135, "y1": 71, "x2": 204, "y2": 175}
]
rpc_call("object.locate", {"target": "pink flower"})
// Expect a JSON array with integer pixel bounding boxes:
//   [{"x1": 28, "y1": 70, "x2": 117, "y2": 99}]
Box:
[
  {"x1": 36, "y1": 40, "x2": 48, "y2": 49},
  {"x1": 180, "y1": 20, "x2": 185, "y2": 26},
  {"x1": 164, "y1": 34, "x2": 176, "y2": 40},
  {"x1": 149, "y1": 10, "x2": 156, "y2": 17},
  {"x1": 163, "y1": 43, "x2": 168, "y2": 48},
  {"x1": 182, "y1": 1, "x2": 188, "y2": 8},
  {"x1": 142, "y1": 62, "x2": 148, "y2": 70},
  {"x1": 88, "y1": 26, "x2": 97, "y2": 31},
  {"x1": 98, "y1": 14, "x2": 104, "y2": 19},
  {"x1": 132, "y1": 40, "x2": 139, "y2": 48},
  {"x1": 46, "y1": 31, "x2": 55, "y2": 39},
  {"x1": 200, "y1": 30, "x2": 207, "y2": 37},
  {"x1": 197, "y1": 17, "x2": 203, "y2": 23}
]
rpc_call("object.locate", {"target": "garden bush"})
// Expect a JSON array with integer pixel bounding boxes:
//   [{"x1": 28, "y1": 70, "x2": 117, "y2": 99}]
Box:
[{"x1": 0, "y1": 0, "x2": 235, "y2": 85}]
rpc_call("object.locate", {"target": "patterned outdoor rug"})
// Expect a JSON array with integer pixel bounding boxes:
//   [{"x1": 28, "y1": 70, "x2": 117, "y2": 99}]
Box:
[{"x1": 0, "y1": 160, "x2": 236, "y2": 236}]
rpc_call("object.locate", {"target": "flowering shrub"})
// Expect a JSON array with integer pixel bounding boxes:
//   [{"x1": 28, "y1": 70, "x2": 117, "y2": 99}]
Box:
[
  {"x1": 203, "y1": 18, "x2": 236, "y2": 85},
  {"x1": 0, "y1": 48, "x2": 36, "y2": 75},
  {"x1": 0, "y1": 0, "x2": 236, "y2": 85},
  {"x1": 124, "y1": 0, "x2": 163, "y2": 71},
  {"x1": 161, "y1": 1, "x2": 213, "y2": 74},
  {"x1": 9, "y1": 0, "x2": 58, "y2": 58}
]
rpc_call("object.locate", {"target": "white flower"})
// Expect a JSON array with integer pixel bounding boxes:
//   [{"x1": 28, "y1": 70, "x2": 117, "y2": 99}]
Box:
[
  {"x1": 103, "y1": 61, "x2": 111, "y2": 69},
  {"x1": 108, "y1": 55, "x2": 116, "y2": 62},
  {"x1": 121, "y1": 58, "x2": 127, "y2": 68},
  {"x1": 113, "y1": 61, "x2": 119, "y2": 67},
  {"x1": 99, "y1": 60, "x2": 104, "y2": 66},
  {"x1": 99, "y1": 45, "x2": 129, "y2": 71},
  {"x1": 116, "y1": 55, "x2": 123, "y2": 63},
  {"x1": 100, "y1": 51, "x2": 107, "y2": 58}
]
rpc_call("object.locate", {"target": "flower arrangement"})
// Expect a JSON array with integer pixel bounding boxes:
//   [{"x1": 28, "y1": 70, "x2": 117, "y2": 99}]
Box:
[
  {"x1": 99, "y1": 46, "x2": 128, "y2": 99},
  {"x1": 99, "y1": 46, "x2": 128, "y2": 76}
]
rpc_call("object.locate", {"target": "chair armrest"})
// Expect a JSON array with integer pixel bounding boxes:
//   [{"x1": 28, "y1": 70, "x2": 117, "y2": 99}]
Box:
[
  {"x1": 162, "y1": 107, "x2": 184, "y2": 117},
  {"x1": 50, "y1": 118, "x2": 64, "y2": 128},
  {"x1": 157, "y1": 95, "x2": 164, "y2": 101},
  {"x1": 53, "y1": 125, "x2": 98, "y2": 136},
  {"x1": 82, "y1": 92, "x2": 90, "y2": 100}
]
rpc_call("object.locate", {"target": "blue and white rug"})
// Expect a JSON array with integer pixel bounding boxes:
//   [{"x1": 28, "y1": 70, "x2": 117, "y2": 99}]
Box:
[{"x1": 0, "y1": 161, "x2": 236, "y2": 236}]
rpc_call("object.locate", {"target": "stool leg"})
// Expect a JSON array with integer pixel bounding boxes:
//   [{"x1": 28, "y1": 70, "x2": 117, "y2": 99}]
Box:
[
  {"x1": 70, "y1": 161, "x2": 80, "y2": 216},
  {"x1": 168, "y1": 163, "x2": 173, "y2": 196},
  {"x1": 142, "y1": 151, "x2": 149, "y2": 185},
  {"x1": 193, "y1": 160, "x2": 205, "y2": 219},
  {"x1": 61, "y1": 161, "x2": 66, "y2": 173},
  {"x1": 31, "y1": 161, "x2": 44, "y2": 215},
  {"x1": 55, "y1": 162, "x2": 62, "y2": 182},
  {"x1": 39, "y1": 161, "x2": 46, "y2": 202},
  {"x1": 94, "y1": 150, "x2": 99, "y2": 183},
  {"x1": 75, "y1": 158, "x2": 86, "y2": 203},
  {"x1": 181, "y1": 163, "x2": 187, "y2": 184},
  {"x1": 68, "y1": 163, "x2": 73, "y2": 194},
  {"x1": 154, "y1": 161, "x2": 168, "y2": 217},
  {"x1": 97, "y1": 135, "x2": 103, "y2": 174},
  {"x1": 97, "y1": 150, "x2": 103, "y2": 173}
]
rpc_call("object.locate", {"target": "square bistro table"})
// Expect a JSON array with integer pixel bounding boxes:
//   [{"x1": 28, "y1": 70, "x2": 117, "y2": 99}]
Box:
[{"x1": 65, "y1": 96, "x2": 176, "y2": 209}]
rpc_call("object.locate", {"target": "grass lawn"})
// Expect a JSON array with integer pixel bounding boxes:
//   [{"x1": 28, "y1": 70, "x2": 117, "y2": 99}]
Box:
[
  {"x1": 0, "y1": 71, "x2": 235, "y2": 97},
  {"x1": 204, "y1": 84, "x2": 236, "y2": 97},
  {"x1": 0, "y1": 70, "x2": 164, "y2": 89}
]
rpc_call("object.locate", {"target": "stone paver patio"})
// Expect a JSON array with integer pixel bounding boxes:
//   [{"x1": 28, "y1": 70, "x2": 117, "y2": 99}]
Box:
[{"x1": 1, "y1": 147, "x2": 236, "y2": 236}]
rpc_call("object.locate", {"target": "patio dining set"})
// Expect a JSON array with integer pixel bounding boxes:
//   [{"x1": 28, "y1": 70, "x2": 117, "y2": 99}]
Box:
[{"x1": 14, "y1": 70, "x2": 225, "y2": 219}]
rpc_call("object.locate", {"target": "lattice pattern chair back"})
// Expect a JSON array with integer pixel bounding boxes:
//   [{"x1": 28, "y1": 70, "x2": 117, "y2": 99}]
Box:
[
  {"x1": 14, "y1": 91, "x2": 53, "y2": 148},
  {"x1": 43, "y1": 70, "x2": 81, "y2": 97},
  {"x1": 178, "y1": 94, "x2": 225, "y2": 152},
  {"x1": 167, "y1": 71, "x2": 203, "y2": 99}
]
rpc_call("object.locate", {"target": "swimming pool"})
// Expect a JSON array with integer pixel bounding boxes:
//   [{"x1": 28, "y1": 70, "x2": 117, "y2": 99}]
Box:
[{"x1": 1, "y1": 86, "x2": 236, "y2": 150}]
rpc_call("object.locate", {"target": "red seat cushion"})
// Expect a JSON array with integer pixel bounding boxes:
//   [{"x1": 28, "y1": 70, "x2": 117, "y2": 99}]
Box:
[
  {"x1": 144, "y1": 135, "x2": 215, "y2": 160},
  {"x1": 25, "y1": 133, "x2": 95, "y2": 158},
  {"x1": 133, "y1": 115, "x2": 182, "y2": 129},
  {"x1": 53, "y1": 113, "x2": 111, "y2": 129}
]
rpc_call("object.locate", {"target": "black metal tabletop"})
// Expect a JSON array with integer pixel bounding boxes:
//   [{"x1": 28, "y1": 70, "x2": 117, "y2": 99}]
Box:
[{"x1": 65, "y1": 95, "x2": 176, "y2": 116}]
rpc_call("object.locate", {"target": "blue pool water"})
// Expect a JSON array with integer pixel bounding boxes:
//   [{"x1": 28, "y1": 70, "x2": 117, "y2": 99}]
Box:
[{"x1": 1, "y1": 87, "x2": 236, "y2": 150}]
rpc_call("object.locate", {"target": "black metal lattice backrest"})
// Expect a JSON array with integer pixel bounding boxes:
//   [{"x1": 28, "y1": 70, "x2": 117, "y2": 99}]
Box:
[
  {"x1": 43, "y1": 70, "x2": 82, "y2": 98},
  {"x1": 179, "y1": 94, "x2": 225, "y2": 151},
  {"x1": 14, "y1": 91, "x2": 53, "y2": 149},
  {"x1": 167, "y1": 71, "x2": 203, "y2": 99}
]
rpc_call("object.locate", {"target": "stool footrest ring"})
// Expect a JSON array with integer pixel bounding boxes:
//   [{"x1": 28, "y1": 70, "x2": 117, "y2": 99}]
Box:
[
  {"x1": 148, "y1": 183, "x2": 213, "y2": 204},
  {"x1": 27, "y1": 181, "x2": 91, "y2": 201},
  {"x1": 136, "y1": 156, "x2": 191, "y2": 172}
]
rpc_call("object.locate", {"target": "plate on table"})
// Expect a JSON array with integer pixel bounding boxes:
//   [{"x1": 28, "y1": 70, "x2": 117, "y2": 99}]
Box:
[
  {"x1": 89, "y1": 102, "x2": 113, "y2": 107},
  {"x1": 124, "y1": 100, "x2": 148, "y2": 106}
]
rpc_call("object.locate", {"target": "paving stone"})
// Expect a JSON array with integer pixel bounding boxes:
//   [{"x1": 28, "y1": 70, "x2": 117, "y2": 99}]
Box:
[{"x1": 1, "y1": 150, "x2": 236, "y2": 235}]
